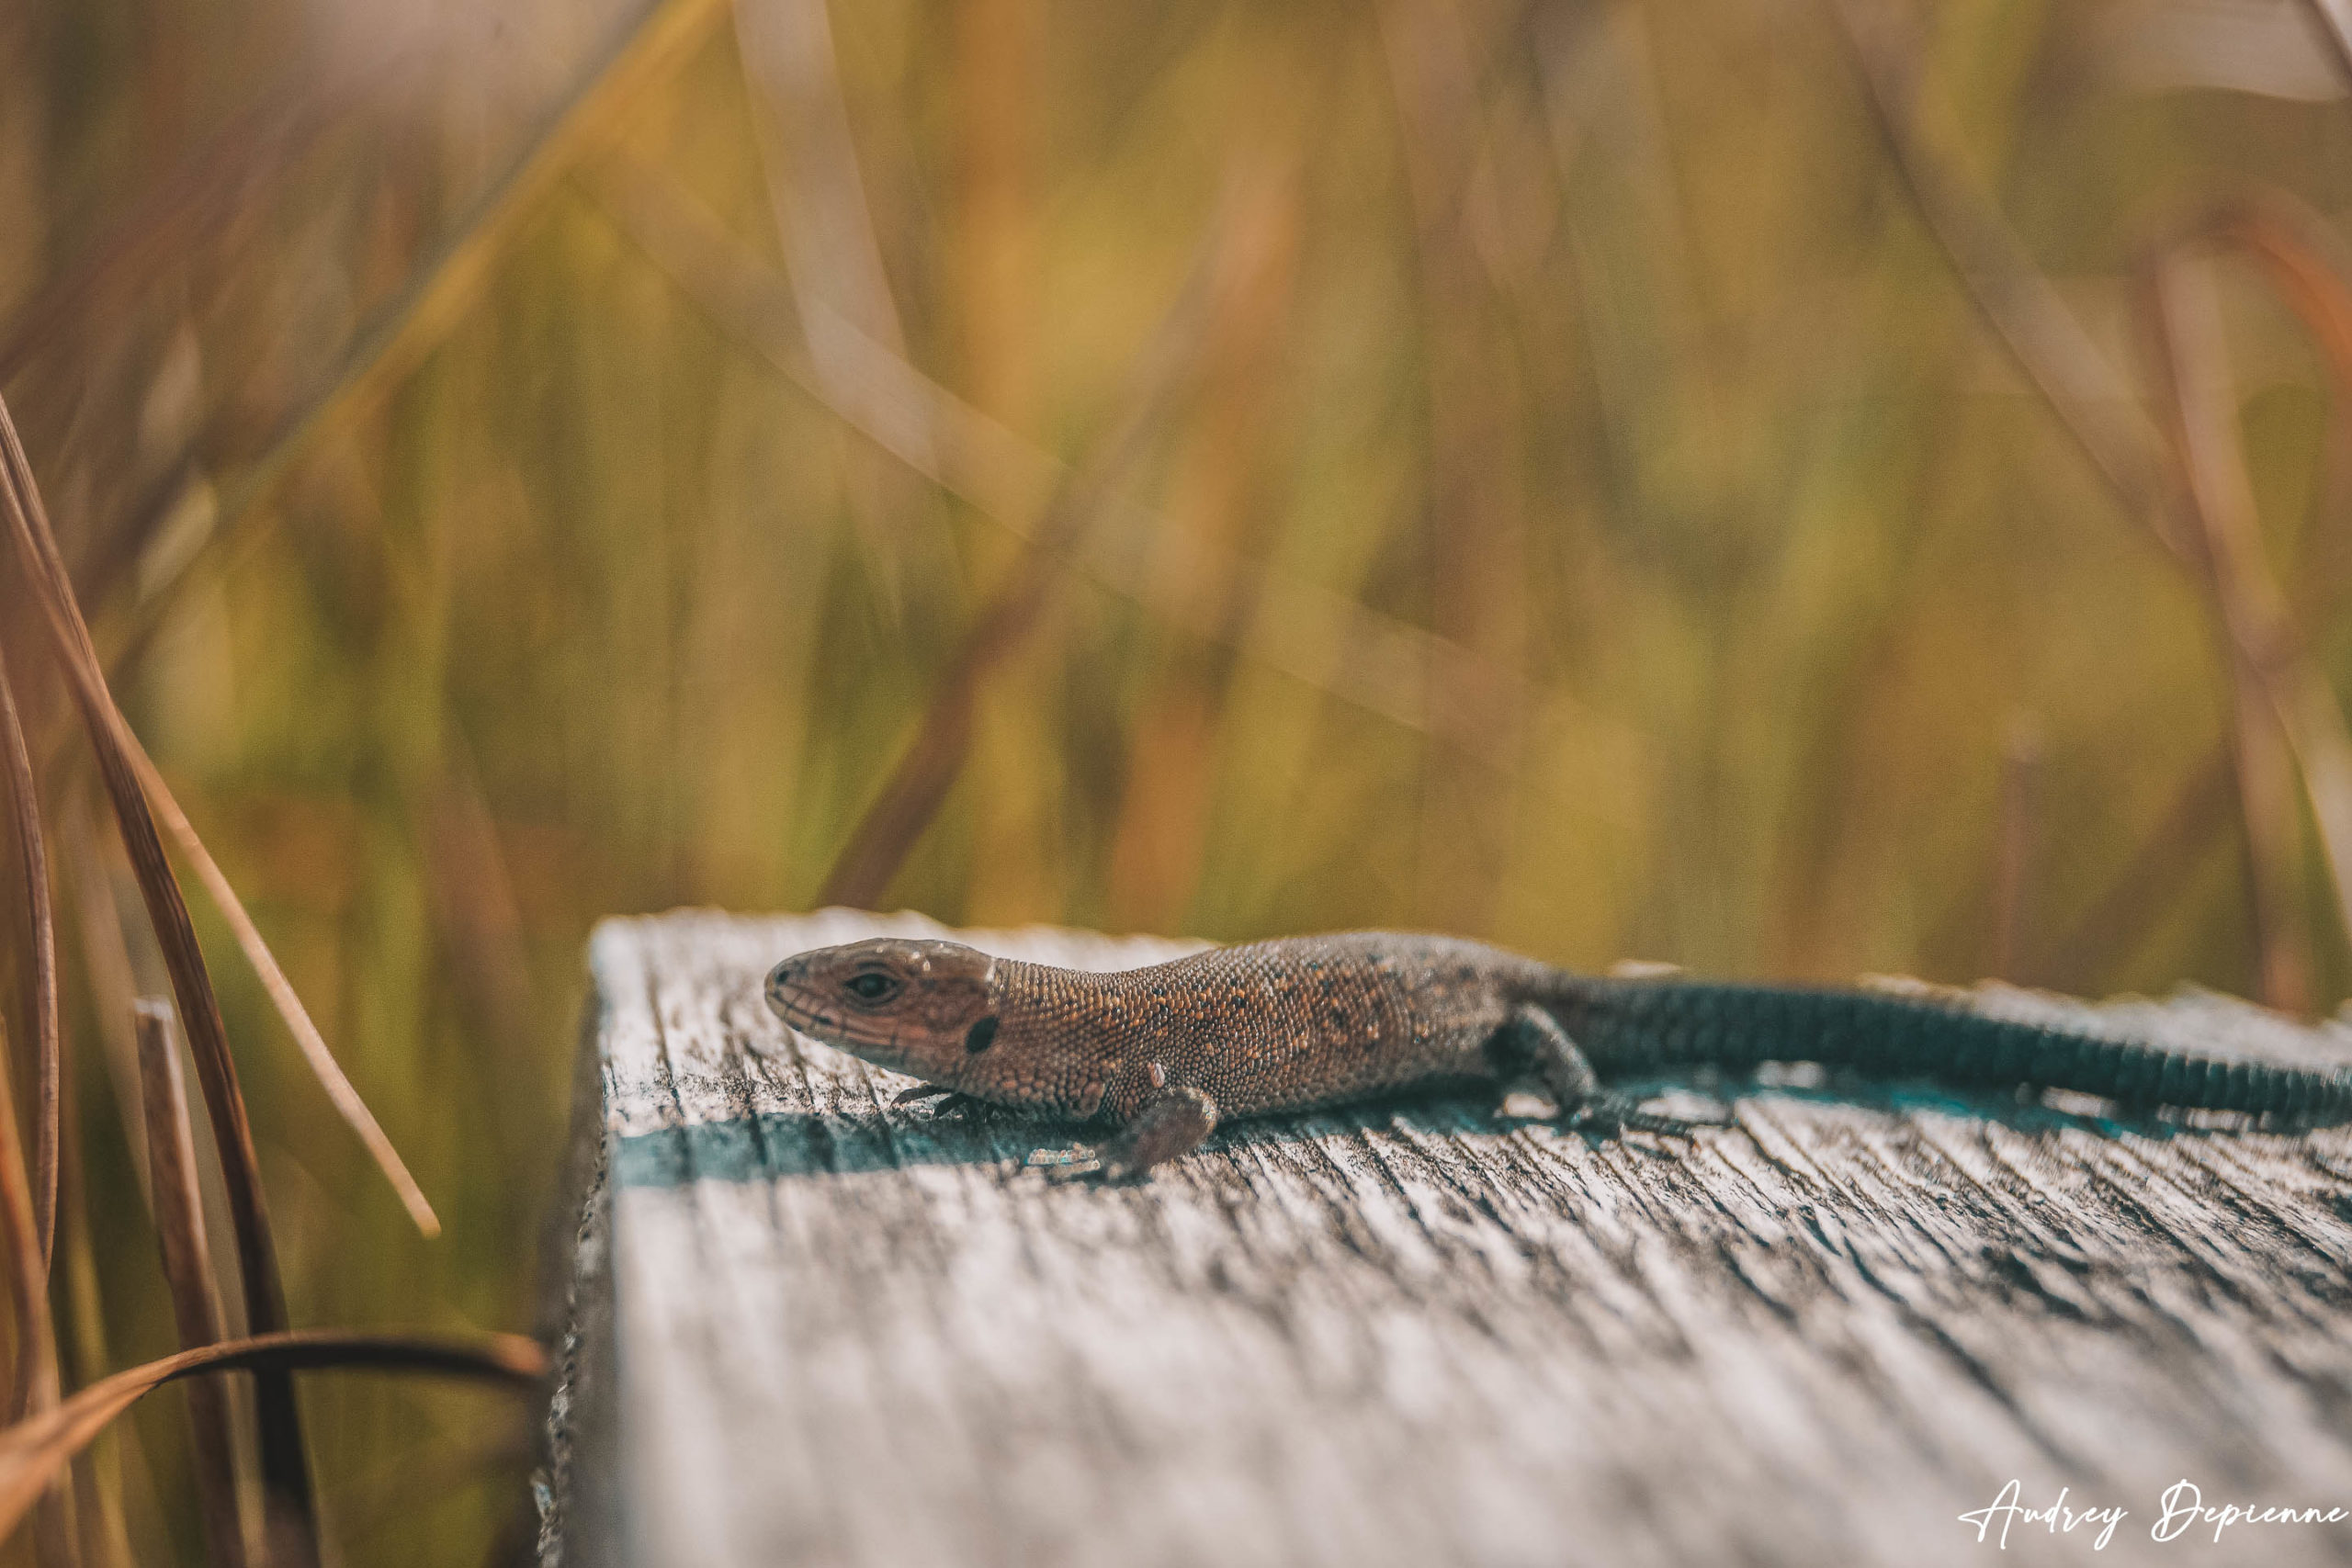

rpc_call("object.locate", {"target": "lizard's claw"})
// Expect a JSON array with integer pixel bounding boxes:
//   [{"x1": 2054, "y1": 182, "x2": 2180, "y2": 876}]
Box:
[
  {"x1": 1568, "y1": 1093, "x2": 1724, "y2": 1141},
  {"x1": 895, "y1": 1083, "x2": 989, "y2": 1117}
]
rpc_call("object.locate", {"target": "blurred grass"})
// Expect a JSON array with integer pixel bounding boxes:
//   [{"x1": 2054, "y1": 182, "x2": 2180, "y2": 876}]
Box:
[{"x1": 6, "y1": 0, "x2": 2352, "y2": 1562}]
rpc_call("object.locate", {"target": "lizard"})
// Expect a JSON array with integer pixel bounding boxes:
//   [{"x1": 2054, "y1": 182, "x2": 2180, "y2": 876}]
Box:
[{"x1": 763, "y1": 931, "x2": 2352, "y2": 1180}]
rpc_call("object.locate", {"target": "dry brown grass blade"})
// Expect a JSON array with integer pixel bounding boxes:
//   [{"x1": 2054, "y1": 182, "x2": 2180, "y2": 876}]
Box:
[
  {"x1": 819, "y1": 183, "x2": 1246, "y2": 907},
  {"x1": 59, "y1": 800, "x2": 151, "y2": 1206},
  {"x1": 0, "y1": 390, "x2": 321, "y2": 1565},
  {"x1": 0, "y1": 710, "x2": 58, "y2": 1550},
  {"x1": 2144, "y1": 250, "x2": 2352, "y2": 1005},
  {"x1": 135, "y1": 1003, "x2": 249, "y2": 1568},
  {"x1": 2141, "y1": 257, "x2": 2310, "y2": 1008},
  {"x1": 52, "y1": 1067, "x2": 135, "y2": 1568},
  {"x1": 122, "y1": 737, "x2": 438, "y2": 1236},
  {"x1": 0, "y1": 1001, "x2": 69, "y2": 1568},
  {"x1": 0, "y1": 1329, "x2": 547, "y2": 1546},
  {"x1": 0, "y1": 1016, "x2": 56, "y2": 1427},
  {"x1": 0, "y1": 1012, "x2": 64, "y2": 1565},
  {"x1": 0, "y1": 649, "x2": 57, "y2": 1274},
  {"x1": 590, "y1": 157, "x2": 1511, "y2": 751}
]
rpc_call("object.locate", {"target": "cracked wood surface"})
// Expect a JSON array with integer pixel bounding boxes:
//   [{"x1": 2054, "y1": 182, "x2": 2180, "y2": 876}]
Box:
[{"x1": 537, "y1": 909, "x2": 2352, "y2": 1568}]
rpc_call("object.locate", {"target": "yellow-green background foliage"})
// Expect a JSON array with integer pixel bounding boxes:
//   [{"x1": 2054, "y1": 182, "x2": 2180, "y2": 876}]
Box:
[{"x1": 3, "y1": 0, "x2": 2351, "y2": 1561}]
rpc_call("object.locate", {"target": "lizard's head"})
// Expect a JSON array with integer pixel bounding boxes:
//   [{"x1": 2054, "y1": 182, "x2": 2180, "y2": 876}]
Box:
[{"x1": 764, "y1": 938, "x2": 1001, "y2": 1081}]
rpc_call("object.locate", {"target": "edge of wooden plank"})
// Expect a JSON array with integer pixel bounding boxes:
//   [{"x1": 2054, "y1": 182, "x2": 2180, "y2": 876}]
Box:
[{"x1": 531, "y1": 961, "x2": 622, "y2": 1568}]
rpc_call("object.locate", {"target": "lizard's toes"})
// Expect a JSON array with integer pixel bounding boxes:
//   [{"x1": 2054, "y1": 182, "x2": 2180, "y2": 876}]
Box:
[
  {"x1": 1568, "y1": 1093, "x2": 1724, "y2": 1141},
  {"x1": 1026, "y1": 1145, "x2": 1105, "y2": 1182}
]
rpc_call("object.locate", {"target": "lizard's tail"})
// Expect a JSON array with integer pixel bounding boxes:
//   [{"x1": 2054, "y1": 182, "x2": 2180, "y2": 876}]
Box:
[{"x1": 1544, "y1": 976, "x2": 2352, "y2": 1122}]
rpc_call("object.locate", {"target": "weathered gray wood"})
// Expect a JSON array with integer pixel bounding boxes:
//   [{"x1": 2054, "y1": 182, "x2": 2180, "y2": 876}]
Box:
[{"x1": 537, "y1": 910, "x2": 2352, "y2": 1567}]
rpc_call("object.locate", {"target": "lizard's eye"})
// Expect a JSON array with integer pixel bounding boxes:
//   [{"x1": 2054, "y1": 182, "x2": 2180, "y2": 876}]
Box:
[{"x1": 843, "y1": 970, "x2": 899, "y2": 1003}]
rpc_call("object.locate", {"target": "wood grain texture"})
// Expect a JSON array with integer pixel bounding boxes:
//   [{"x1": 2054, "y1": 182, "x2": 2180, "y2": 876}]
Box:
[{"x1": 536, "y1": 910, "x2": 2352, "y2": 1568}]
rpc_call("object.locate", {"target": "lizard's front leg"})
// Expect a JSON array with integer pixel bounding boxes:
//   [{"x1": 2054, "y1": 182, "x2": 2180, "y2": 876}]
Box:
[
  {"x1": 1030, "y1": 1086, "x2": 1219, "y2": 1182},
  {"x1": 1488, "y1": 1003, "x2": 1719, "y2": 1138},
  {"x1": 1100, "y1": 1086, "x2": 1219, "y2": 1179}
]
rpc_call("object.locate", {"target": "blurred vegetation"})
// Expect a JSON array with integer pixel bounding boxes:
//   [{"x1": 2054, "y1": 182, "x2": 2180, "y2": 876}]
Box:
[{"x1": 6, "y1": 0, "x2": 2352, "y2": 1562}]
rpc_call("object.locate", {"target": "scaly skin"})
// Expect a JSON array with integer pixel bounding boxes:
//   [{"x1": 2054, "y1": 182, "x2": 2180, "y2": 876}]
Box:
[{"x1": 764, "y1": 932, "x2": 2352, "y2": 1179}]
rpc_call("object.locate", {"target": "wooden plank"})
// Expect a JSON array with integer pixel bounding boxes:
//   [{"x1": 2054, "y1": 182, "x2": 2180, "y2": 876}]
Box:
[{"x1": 536, "y1": 910, "x2": 2352, "y2": 1567}]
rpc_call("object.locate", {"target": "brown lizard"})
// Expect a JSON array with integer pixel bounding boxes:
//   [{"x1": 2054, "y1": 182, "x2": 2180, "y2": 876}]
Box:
[{"x1": 764, "y1": 932, "x2": 2352, "y2": 1179}]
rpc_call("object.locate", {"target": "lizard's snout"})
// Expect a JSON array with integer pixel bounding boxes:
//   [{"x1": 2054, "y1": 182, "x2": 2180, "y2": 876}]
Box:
[{"x1": 764, "y1": 957, "x2": 813, "y2": 1024}]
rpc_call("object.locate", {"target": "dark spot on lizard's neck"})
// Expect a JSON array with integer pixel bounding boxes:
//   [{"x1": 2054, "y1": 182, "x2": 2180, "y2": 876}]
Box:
[{"x1": 964, "y1": 1015, "x2": 1001, "y2": 1055}]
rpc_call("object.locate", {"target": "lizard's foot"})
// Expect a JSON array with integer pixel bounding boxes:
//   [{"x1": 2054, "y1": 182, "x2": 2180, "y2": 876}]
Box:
[
  {"x1": 1566, "y1": 1092, "x2": 1724, "y2": 1141},
  {"x1": 1487, "y1": 1005, "x2": 1727, "y2": 1142},
  {"x1": 1025, "y1": 1144, "x2": 1155, "y2": 1184},
  {"x1": 1023, "y1": 1087, "x2": 1220, "y2": 1184}
]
